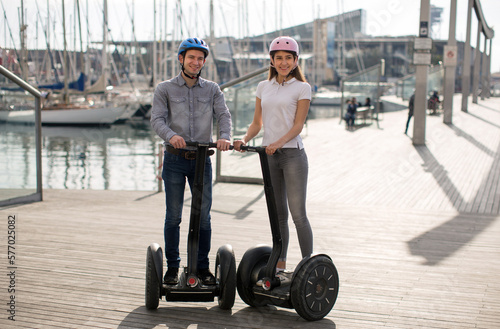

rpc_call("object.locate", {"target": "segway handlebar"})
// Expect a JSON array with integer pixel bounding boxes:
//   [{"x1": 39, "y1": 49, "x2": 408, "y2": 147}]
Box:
[
  {"x1": 185, "y1": 141, "x2": 234, "y2": 150},
  {"x1": 239, "y1": 145, "x2": 266, "y2": 153}
]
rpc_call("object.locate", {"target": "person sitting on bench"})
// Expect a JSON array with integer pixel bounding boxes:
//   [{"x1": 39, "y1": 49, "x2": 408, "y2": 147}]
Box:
[{"x1": 345, "y1": 97, "x2": 360, "y2": 130}]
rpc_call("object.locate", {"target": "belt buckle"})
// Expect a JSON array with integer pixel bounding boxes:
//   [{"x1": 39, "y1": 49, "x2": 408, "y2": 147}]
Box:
[{"x1": 184, "y1": 151, "x2": 197, "y2": 160}]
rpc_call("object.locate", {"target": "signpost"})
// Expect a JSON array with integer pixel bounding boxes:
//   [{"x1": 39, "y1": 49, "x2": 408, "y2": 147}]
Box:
[{"x1": 413, "y1": 2, "x2": 431, "y2": 146}]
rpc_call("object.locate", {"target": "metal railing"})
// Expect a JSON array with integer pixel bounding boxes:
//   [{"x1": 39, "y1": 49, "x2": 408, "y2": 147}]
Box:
[
  {"x1": 0, "y1": 65, "x2": 43, "y2": 206},
  {"x1": 214, "y1": 67, "x2": 269, "y2": 184}
]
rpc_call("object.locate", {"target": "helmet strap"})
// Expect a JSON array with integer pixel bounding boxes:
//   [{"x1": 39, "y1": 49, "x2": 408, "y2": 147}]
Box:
[
  {"x1": 270, "y1": 58, "x2": 296, "y2": 86},
  {"x1": 180, "y1": 63, "x2": 203, "y2": 80}
]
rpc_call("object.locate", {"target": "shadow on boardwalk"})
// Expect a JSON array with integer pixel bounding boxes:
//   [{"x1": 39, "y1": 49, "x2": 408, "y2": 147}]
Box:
[
  {"x1": 408, "y1": 109, "x2": 500, "y2": 265},
  {"x1": 118, "y1": 305, "x2": 336, "y2": 329}
]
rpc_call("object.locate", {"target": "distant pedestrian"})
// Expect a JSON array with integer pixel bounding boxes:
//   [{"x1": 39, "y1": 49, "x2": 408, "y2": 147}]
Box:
[{"x1": 405, "y1": 92, "x2": 415, "y2": 135}]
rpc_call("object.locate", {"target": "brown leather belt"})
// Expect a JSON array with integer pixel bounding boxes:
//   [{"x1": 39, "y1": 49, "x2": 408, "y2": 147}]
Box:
[{"x1": 165, "y1": 145, "x2": 214, "y2": 160}]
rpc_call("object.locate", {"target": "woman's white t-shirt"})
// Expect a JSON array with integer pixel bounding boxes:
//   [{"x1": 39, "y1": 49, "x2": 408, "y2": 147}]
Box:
[{"x1": 256, "y1": 77, "x2": 311, "y2": 149}]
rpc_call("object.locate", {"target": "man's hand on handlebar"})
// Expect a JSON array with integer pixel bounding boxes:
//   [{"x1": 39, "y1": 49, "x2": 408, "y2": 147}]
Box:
[
  {"x1": 217, "y1": 139, "x2": 232, "y2": 151},
  {"x1": 169, "y1": 135, "x2": 186, "y2": 149}
]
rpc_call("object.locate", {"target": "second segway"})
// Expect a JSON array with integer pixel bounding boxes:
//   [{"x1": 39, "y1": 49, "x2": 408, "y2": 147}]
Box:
[{"x1": 236, "y1": 145, "x2": 339, "y2": 321}]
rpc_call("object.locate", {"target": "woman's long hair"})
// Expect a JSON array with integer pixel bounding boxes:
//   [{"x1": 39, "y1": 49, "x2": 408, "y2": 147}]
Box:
[{"x1": 268, "y1": 50, "x2": 307, "y2": 83}]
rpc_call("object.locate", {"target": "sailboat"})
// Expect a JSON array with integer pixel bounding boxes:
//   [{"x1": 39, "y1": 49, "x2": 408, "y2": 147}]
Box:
[{"x1": 0, "y1": 0, "x2": 133, "y2": 125}]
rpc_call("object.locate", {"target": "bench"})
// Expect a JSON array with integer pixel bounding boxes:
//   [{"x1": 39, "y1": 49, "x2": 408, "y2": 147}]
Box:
[{"x1": 355, "y1": 106, "x2": 372, "y2": 125}]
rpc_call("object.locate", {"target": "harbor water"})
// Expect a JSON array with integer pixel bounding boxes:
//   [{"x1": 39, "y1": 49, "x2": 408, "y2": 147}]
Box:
[
  {"x1": 1, "y1": 119, "x2": 160, "y2": 191},
  {"x1": 0, "y1": 105, "x2": 339, "y2": 191}
]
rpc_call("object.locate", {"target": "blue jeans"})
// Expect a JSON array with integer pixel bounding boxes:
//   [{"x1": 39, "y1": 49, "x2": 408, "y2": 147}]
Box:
[
  {"x1": 162, "y1": 151, "x2": 213, "y2": 269},
  {"x1": 267, "y1": 148, "x2": 313, "y2": 262},
  {"x1": 345, "y1": 112, "x2": 355, "y2": 127}
]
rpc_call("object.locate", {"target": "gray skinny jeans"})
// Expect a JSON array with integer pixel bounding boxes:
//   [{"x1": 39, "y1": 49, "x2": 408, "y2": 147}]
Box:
[{"x1": 267, "y1": 148, "x2": 313, "y2": 262}]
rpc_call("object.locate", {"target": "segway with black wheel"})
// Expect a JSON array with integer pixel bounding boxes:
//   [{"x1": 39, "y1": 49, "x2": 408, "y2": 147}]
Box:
[
  {"x1": 145, "y1": 142, "x2": 236, "y2": 310},
  {"x1": 236, "y1": 145, "x2": 339, "y2": 321}
]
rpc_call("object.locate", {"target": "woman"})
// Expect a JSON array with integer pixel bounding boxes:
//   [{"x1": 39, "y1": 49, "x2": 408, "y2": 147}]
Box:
[{"x1": 234, "y1": 36, "x2": 312, "y2": 284}]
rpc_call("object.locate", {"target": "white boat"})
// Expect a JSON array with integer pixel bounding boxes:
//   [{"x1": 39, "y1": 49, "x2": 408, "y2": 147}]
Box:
[
  {"x1": 311, "y1": 87, "x2": 342, "y2": 106},
  {"x1": 0, "y1": 103, "x2": 127, "y2": 125}
]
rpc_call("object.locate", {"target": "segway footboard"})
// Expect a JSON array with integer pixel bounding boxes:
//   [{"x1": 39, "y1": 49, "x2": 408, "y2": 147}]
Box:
[
  {"x1": 164, "y1": 284, "x2": 217, "y2": 302},
  {"x1": 252, "y1": 284, "x2": 293, "y2": 309}
]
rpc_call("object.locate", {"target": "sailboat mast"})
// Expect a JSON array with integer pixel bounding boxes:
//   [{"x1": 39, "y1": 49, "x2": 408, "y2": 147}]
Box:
[
  {"x1": 63, "y1": 0, "x2": 69, "y2": 103},
  {"x1": 152, "y1": 0, "x2": 157, "y2": 88},
  {"x1": 103, "y1": 0, "x2": 108, "y2": 89},
  {"x1": 209, "y1": 0, "x2": 215, "y2": 81},
  {"x1": 19, "y1": 0, "x2": 29, "y2": 81},
  {"x1": 170, "y1": 5, "x2": 176, "y2": 79},
  {"x1": 46, "y1": 0, "x2": 49, "y2": 81},
  {"x1": 164, "y1": 0, "x2": 168, "y2": 81},
  {"x1": 76, "y1": 0, "x2": 84, "y2": 75}
]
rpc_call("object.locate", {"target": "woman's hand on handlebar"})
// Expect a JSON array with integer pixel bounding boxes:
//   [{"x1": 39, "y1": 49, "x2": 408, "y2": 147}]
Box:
[
  {"x1": 266, "y1": 141, "x2": 284, "y2": 155},
  {"x1": 233, "y1": 140, "x2": 246, "y2": 152}
]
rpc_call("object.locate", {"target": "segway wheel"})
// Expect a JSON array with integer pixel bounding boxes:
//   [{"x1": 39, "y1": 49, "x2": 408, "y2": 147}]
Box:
[
  {"x1": 291, "y1": 255, "x2": 339, "y2": 321},
  {"x1": 215, "y1": 245, "x2": 236, "y2": 310},
  {"x1": 145, "y1": 245, "x2": 161, "y2": 310},
  {"x1": 236, "y1": 245, "x2": 272, "y2": 307}
]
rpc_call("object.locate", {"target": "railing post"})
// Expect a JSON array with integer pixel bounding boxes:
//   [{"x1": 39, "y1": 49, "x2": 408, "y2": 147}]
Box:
[
  {"x1": 157, "y1": 143, "x2": 163, "y2": 192},
  {"x1": 339, "y1": 79, "x2": 344, "y2": 124},
  {"x1": 375, "y1": 59, "x2": 385, "y2": 126}
]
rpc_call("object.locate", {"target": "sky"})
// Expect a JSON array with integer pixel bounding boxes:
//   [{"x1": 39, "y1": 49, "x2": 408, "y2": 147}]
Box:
[{"x1": 2, "y1": 0, "x2": 500, "y2": 72}]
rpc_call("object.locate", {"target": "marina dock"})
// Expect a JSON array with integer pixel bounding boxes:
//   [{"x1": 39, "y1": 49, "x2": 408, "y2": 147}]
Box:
[{"x1": 1, "y1": 95, "x2": 499, "y2": 328}]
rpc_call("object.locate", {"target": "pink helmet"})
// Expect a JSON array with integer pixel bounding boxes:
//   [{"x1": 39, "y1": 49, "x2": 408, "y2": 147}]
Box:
[{"x1": 269, "y1": 36, "x2": 300, "y2": 57}]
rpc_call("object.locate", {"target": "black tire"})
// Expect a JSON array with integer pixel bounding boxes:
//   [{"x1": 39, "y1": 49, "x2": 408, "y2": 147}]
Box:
[
  {"x1": 215, "y1": 247, "x2": 236, "y2": 310},
  {"x1": 145, "y1": 246, "x2": 161, "y2": 310},
  {"x1": 290, "y1": 255, "x2": 339, "y2": 321},
  {"x1": 236, "y1": 245, "x2": 272, "y2": 307}
]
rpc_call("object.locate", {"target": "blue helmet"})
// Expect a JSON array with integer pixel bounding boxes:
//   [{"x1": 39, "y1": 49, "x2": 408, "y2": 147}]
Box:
[{"x1": 177, "y1": 38, "x2": 210, "y2": 58}]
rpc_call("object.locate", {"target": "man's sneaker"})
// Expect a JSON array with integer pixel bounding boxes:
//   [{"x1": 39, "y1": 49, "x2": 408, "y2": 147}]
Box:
[
  {"x1": 276, "y1": 270, "x2": 293, "y2": 286},
  {"x1": 198, "y1": 268, "x2": 216, "y2": 285},
  {"x1": 163, "y1": 267, "x2": 179, "y2": 285}
]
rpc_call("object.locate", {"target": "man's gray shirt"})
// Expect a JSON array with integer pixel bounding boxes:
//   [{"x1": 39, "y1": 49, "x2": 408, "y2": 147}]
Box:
[{"x1": 150, "y1": 73, "x2": 232, "y2": 148}]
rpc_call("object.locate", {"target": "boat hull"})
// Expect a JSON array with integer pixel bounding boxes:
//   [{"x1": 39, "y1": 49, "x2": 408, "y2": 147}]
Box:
[{"x1": 0, "y1": 105, "x2": 127, "y2": 125}]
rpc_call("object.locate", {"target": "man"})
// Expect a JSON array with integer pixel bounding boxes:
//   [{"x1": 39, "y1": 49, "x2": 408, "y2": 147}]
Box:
[
  {"x1": 150, "y1": 37, "x2": 232, "y2": 285},
  {"x1": 405, "y1": 92, "x2": 415, "y2": 135}
]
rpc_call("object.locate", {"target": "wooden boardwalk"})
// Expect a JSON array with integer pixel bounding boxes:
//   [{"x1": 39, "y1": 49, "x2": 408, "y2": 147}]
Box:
[{"x1": 1, "y1": 95, "x2": 499, "y2": 328}]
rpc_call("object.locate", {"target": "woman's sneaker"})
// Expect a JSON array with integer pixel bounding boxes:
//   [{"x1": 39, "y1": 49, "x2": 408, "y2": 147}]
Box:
[{"x1": 276, "y1": 270, "x2": 293, "y2": 286}]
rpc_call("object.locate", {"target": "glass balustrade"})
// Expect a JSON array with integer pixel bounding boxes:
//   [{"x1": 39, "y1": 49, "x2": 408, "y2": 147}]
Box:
[
  {"x1": 341, "y1": 61, "x2": 386, "y2": 123},
  {"x1": 0, "y1": 65, "x2": 43, "y2": 206},
  {"x1": 215, "y1": 69, "x2": 268, "y2": 184},
  {"x1": 396, "y1": 65, "x2": 444, "y2": 101}
]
